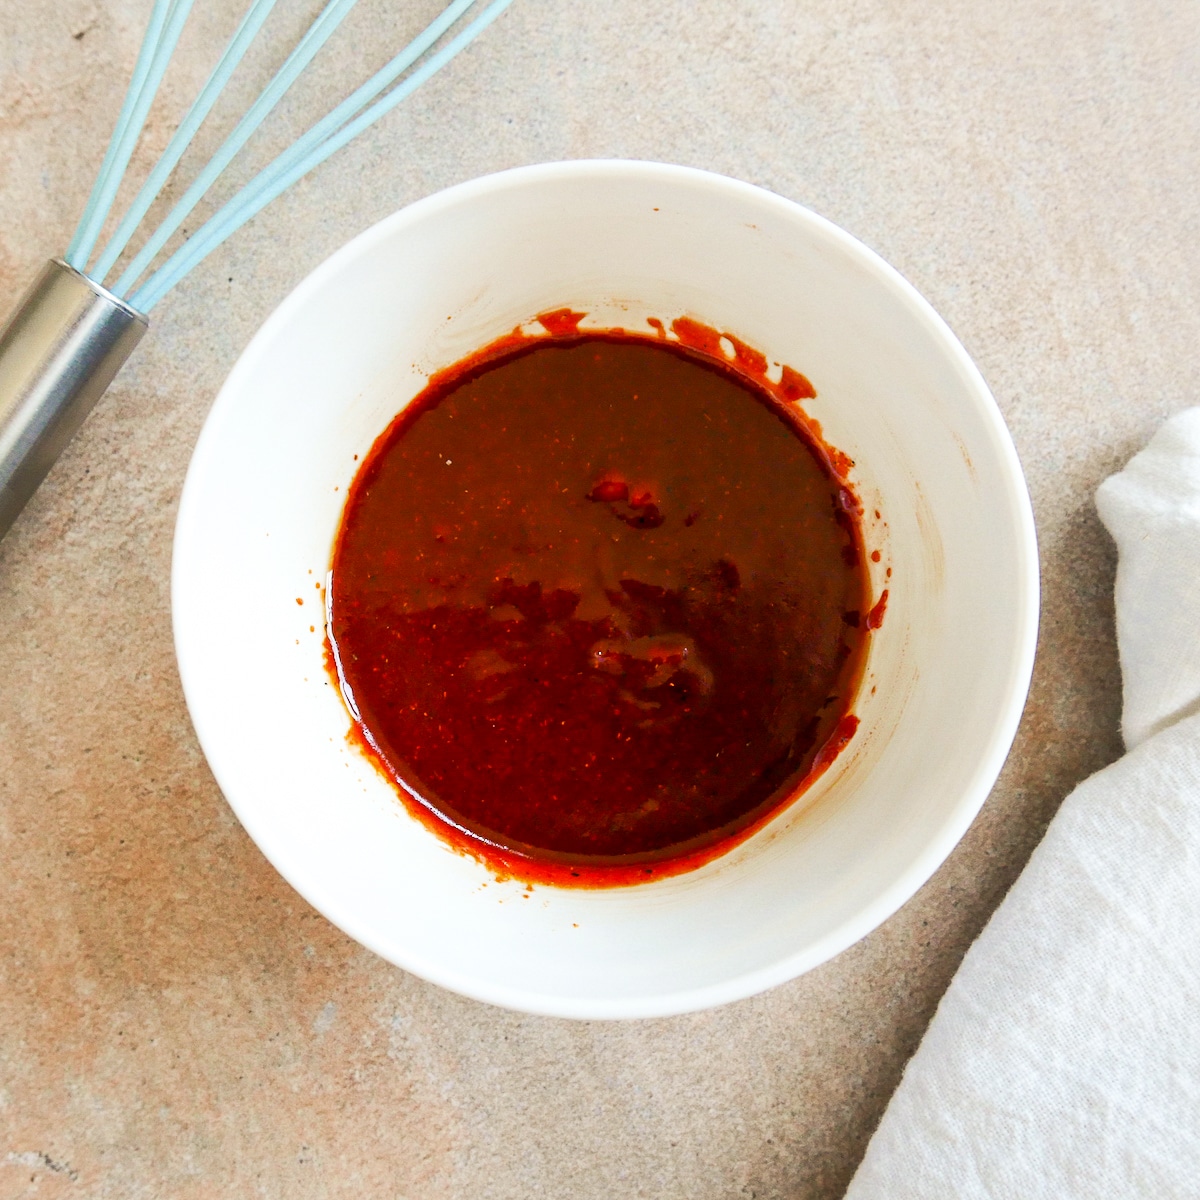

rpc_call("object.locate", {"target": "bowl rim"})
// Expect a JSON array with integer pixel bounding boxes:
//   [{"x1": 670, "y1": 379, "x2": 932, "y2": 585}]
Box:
[{"x1": 173, "y1": 158, "x2": 1040, "y2": 1018}]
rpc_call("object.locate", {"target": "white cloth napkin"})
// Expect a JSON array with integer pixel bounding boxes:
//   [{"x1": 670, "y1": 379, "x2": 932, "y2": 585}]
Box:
[{"x1": 845, "y1": 408, "x2": 1200, "y2": 1199}]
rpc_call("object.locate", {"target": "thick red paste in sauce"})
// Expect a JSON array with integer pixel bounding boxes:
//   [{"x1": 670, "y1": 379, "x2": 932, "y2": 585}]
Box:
[{"x1": 327, "y1": 315, "x2": 873, "y2": 886}]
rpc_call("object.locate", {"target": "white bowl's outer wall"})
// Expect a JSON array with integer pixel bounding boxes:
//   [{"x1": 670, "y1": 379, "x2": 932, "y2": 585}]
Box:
[{"x1": 172, "y1": 162, "x2": 1038, "y2": 1019}]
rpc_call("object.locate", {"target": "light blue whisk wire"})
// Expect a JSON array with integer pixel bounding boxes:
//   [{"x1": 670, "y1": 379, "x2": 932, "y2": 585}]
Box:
[
  {"x1": 90, "y1": 0, "x2": 282, "y2": 285},
  {"x1": 120, "y1": 0, "x2": 483, "y2": 303},
  {"x1": 111, "y1": 0, "x2": 362, "y2": 296},
  {"x1": 131, "y1": 0, "x2": 512, "y2": 311},
  {"x1": 65, "y1": 0, "x2": 196, "y2": 272},
  {"x1": 67, "y1": 0, "x2": 514, "y2": 312}
]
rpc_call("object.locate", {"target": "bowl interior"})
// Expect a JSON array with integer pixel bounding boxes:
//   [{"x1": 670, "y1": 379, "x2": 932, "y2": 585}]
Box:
[{"x1": 173, "y1": 161, "x2": 1037, "y2": 1018}]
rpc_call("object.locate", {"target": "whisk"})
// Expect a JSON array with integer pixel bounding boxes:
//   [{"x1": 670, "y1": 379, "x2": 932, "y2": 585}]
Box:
[{"x1": 0, "y1": 0, "x2": 515, "y2": 541}]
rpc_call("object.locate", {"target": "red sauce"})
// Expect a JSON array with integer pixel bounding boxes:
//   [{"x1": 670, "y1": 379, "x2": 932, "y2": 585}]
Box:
[
  {"x1": 327, "y1": 315, "x2": 877, "y2": 886},
  {"x1": 865, "y1": 588, "x2": 889, "y2": 630}
]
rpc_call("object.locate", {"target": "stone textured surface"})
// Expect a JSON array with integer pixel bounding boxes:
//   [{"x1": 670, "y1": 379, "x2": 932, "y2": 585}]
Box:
[{"x1": 1, "y1": 1, "x2": 1196, "y2": 1196}]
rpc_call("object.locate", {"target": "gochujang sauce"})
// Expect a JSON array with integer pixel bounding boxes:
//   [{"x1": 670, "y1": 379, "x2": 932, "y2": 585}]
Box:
[{"x1": 327, "y1": 319, "x2": 873, "y2": 886}]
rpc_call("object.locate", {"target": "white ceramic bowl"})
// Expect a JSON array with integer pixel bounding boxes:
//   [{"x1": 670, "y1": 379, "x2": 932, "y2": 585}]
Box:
[{"x1": 173, "y1": 161, "x2": 1038, "y2": 1019}]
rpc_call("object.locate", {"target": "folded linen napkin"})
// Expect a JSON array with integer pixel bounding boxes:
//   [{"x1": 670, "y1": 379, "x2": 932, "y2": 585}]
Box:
[{"x1": 845, "y1": 408, "x2": 1200, "y2": 1199}]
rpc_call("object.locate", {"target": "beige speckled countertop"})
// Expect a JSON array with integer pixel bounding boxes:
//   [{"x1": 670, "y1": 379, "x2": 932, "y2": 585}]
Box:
[{"x1": 2, "y1": 1, "x2": 1197, "y2": 1196}]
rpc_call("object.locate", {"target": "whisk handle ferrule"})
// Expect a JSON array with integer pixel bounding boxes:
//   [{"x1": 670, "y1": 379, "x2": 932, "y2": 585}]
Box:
[{"x1": 0, "y1": 260, "x2": 146, "y2": 541}]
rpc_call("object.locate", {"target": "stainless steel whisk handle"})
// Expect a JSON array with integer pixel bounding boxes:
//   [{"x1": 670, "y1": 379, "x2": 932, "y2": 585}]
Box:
[{"x1": 0, "y1": 259, "x2": 146, "y2": 541}]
